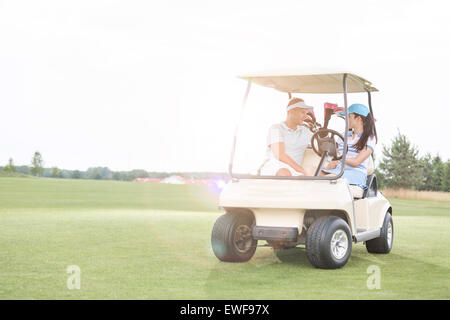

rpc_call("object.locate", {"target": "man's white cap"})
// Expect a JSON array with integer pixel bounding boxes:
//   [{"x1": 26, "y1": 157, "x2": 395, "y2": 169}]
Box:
[{"x1": 286, "y1": 98, "x2": 313, "y2": 112}]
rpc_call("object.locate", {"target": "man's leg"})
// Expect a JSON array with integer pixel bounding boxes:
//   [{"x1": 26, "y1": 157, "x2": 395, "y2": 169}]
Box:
[
  {"x1": 320, "y1": 171, "x2": 337, "y2": 176},
  {"x1": 276, "y1": 168, "x2": 291, "y2": 176},
  {"x1": 303, "y1": 165, "x2": 316, "y2": 176}
]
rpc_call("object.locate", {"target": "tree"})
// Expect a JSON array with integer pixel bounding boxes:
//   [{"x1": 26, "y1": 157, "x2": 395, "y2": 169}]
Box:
[
  {"x1": 71, "y1": 170, "x2": 82, "y2": 179},
  {"x1": 93, "y1": 172, "x2": 102, "y2": 180},
  {"x1": 431, "y1": 155, "x2": 445, "y2": 191},
  {"x1": 378, "y1": 131, "x2": 422, "y2": 189},
  {"x1": 50, "y1": 166, "x2": 62, "y2": 178},
  {"x1": 30, "y1": 152, "x2": 44, "y2": 177},
  {"x1": 112, "y1": 172, "x2": 122, "y2": 180},
  {"x1": 374, "y1": 168, "x2": 386, "y2": 190},
  {"x1": 443, "y1": 161, "x2": 450, "y2": 192},
  {"x1": 127, "y1": 169, "x2": 149, "y2": 181},
  {"x1": 2, "y1": 158, "x2": 16, "y2": 173},
  {"x1": 418, "y1": 153, "x2": 433, "y2": 190},
  {"x1": 16, "y1": 165, "x2": 30, "y2": 175},
  {"x1": 86, "y1": 167, "x2": 112, "y2": 180},
  {"x1": 87, "y1": 168, "x2": 103, "y2": 180}
]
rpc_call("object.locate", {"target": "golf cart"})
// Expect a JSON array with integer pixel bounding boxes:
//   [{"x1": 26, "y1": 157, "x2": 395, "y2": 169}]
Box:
[{"x1": 211, "y1": 72, "x2": 393, "y2": 269}]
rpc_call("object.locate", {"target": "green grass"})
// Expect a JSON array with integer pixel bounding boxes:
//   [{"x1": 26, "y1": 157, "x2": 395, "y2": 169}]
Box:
[
  {"x1": 0, "y1": 177, "x2": 449, "y2": 299},
  {"x1": 0, "y1": 171, "x2": 34, "y2": 178}
]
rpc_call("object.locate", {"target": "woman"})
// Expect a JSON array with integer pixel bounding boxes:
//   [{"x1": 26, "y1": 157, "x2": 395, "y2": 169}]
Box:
[{"x1": 322, "y1": 103, "x2": 377, "y2": 189}]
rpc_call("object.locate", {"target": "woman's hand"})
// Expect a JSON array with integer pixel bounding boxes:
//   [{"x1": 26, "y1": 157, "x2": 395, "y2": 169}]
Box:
[{"x1": 325, "y1": 160, "x2": 339, "y2": 170}]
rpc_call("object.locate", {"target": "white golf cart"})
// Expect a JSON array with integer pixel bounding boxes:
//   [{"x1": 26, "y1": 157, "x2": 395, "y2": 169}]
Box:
[{"x1": 211, "y1": 72, "x2": 393, "y2": 269}]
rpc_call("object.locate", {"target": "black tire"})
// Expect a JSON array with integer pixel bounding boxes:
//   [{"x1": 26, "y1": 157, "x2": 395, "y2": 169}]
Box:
[
  {"x1": 366, "y1": 213, "x2": 393, "y2": 254},
  {"x1": 306, "y1": 216, "x2": 352, "y2": 269},
  {"x1": 211, "y1": 211, "x2": 257, "y2": 262}
]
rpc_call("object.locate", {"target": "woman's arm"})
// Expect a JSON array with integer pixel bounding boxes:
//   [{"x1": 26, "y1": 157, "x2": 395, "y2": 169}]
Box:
[
  {"x1": 324, "y1": 160, "x2": 339, "y2": 170},
  {"x1": 345, "y1": 147, "x2": 373, "y2": 167}
]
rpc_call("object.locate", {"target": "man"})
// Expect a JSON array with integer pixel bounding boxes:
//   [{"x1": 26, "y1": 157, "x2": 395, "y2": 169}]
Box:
[{"x1": 260, "y1": 97, "x2": 315, "y2": 176}]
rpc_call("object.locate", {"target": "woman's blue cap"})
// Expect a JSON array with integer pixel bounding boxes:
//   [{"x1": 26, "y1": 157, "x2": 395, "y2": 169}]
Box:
[{"x1": 338, "y1": 104, "x2": 370, "y2": 117}]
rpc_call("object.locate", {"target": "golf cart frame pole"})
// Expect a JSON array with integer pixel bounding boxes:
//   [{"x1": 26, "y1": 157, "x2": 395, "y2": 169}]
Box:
[
  {"x1": 366, "y1": 89, "x2": 377, "y2": 138},
  {"x1": 228, "y1": 80, "x2": 252, "y2": 176},
  {"x1": 229, "y1": 74, "x2": 349, "y2": 181},
  {"x1": 336, "y1": 73, "x2": 349, "y2": 179}
]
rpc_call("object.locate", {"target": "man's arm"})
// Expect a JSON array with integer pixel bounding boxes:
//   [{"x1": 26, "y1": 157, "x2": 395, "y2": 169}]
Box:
[{"x1": 270, "y1": 142, "x2": 307, "y2": 175}]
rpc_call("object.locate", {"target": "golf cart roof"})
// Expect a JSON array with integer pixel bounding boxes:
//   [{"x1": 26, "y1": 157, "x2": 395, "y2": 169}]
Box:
[{"x1": 238, "y1": 70, "x2": 378, "y2": 94}]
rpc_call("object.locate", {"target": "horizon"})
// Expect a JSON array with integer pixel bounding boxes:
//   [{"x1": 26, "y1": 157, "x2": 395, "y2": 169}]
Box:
[
  {"x1": 1, "y1": 0, "x2": 450, "y2": 172},
  {"x1": 2, "y1": 127, "x2": 448, "y2": 173}
]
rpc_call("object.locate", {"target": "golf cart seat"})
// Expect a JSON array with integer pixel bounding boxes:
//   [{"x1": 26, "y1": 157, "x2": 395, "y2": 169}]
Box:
[
  {"x1": 349, "y1": 185, "x2": 364, "y2": 199},
  {"x1": 301, "y1": 147, "x2": 322, "y2": 167},
  {"x1": 349, "y1": 157, "x2": 375, "y2": 199},
  {"x1": 366, "y1": 155, "x2": 374, "y2": 176}
]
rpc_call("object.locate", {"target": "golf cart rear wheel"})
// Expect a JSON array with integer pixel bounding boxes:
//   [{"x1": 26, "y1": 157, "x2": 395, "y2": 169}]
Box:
[
  {"x1": 211, "y1": 211, "x2": 257, "y2": 262},
  {"x1": 366, "y1": 212, "x2": 393, "y2": 254},
  {"x1": 306, "y1": 216, "x2": 352, "y2": 269}
]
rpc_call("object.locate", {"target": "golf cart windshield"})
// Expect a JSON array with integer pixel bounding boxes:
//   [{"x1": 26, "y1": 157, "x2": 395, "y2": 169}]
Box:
[{"x1": 229, "y1": 71, "x2": 378, "y2": 180}]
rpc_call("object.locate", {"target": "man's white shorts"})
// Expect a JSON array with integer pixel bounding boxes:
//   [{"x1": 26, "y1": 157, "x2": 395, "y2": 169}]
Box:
[{"x1": 260, "y1": 158, "x2": 304, "y2": 176}]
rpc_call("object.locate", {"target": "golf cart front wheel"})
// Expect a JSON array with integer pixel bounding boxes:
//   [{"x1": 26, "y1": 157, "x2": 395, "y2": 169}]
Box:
[
  {"x1": 366, "y1": 212, "x2": 393, "y2": 254},
  {"x1": 211, "y1": 211, "x2": 257, "y2": 262},
  {"x1": 306, "y1": 216, "x2": 352, "y2": 269}
]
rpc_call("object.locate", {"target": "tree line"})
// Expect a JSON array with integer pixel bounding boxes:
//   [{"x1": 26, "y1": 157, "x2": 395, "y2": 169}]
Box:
[
  {"x1": 1, "y1": 132, "x2": 449, "y2": 191},
  {"x1": 0, "y1": 152, "x2": 228, "y2": 181},
  {"x1": 375, "y1": 131, "x2": 449, "y2": 191}
]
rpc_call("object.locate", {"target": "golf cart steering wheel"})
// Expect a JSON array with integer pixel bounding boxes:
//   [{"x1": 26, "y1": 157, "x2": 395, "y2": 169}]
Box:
[{"x1": 311, "y1": 128, "x2": 345, "y2": 161}]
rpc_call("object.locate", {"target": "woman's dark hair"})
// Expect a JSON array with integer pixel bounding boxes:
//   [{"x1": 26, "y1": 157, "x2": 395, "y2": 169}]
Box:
[{"x1": 353, "y1": 113, "x2": 377, "y2": 151}]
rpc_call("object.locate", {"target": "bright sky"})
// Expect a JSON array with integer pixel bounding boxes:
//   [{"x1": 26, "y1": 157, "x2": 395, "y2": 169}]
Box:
[{"x1": 1, "y1": 0, "x2": 449, "y2": 172}]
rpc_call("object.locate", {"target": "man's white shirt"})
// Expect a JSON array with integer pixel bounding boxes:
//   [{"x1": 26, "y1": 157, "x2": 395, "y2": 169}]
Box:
[{"x1": 266, "y1": 121, "x2": 313, "y2": 165}]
